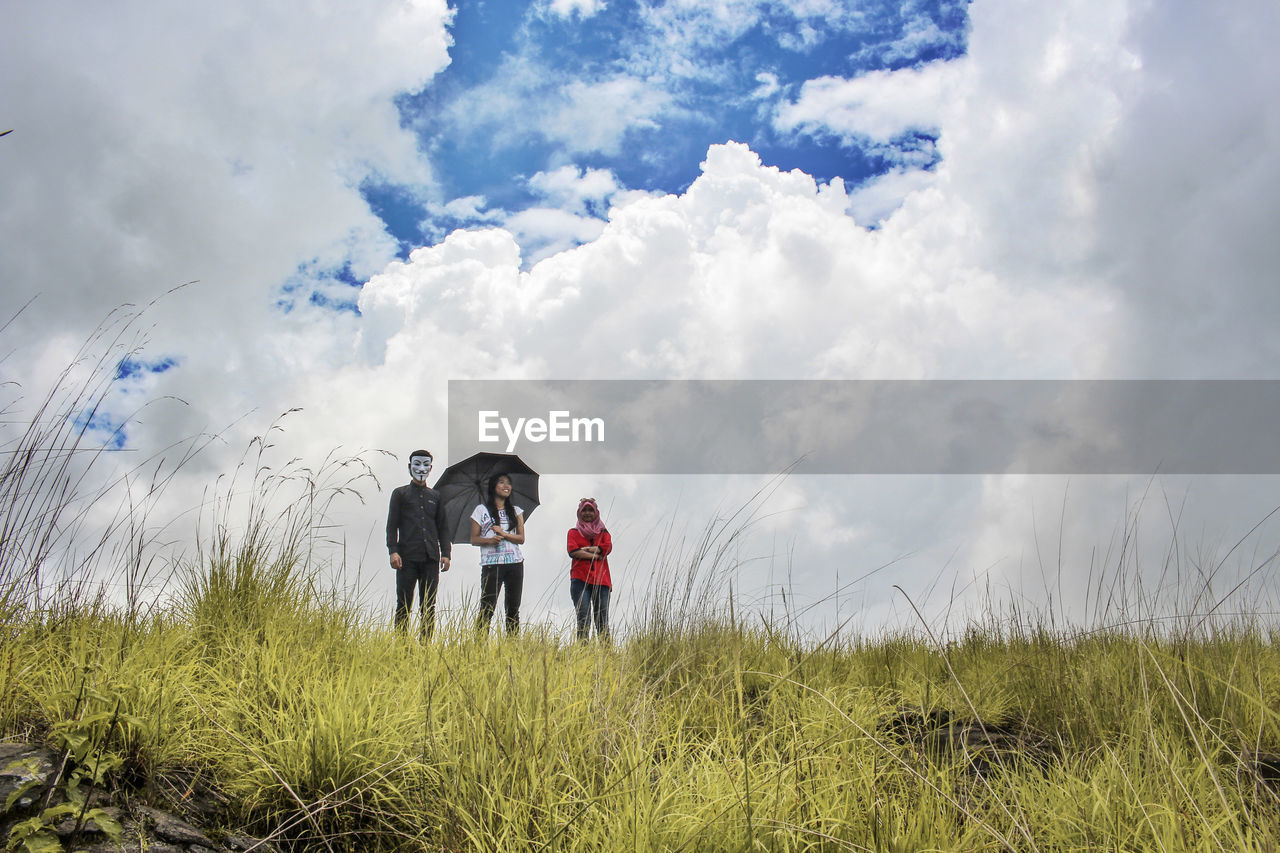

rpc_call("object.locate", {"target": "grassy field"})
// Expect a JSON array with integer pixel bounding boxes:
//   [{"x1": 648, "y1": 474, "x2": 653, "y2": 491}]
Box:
[
  {"x1": 4, "y1": 319, "x2": 1280, "y2": 851},
  {"x1": 4, "y1": 560, "x2": 1280, "y2": 851}
]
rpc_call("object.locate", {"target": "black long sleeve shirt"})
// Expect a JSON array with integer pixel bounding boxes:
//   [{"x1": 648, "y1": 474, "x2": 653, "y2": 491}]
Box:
[{"x1": 386, "y1": 481, "x2": 451, "y2": 562}]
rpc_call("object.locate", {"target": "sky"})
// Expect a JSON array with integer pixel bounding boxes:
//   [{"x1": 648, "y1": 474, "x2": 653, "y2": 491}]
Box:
[{"x1": 3, "y1": 0, "x2": 1280, "y2": 638}]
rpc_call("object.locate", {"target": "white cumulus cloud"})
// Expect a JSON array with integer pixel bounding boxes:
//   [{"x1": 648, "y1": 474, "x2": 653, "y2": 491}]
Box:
[
  {"x1": 775, "y1": 60, "x2": 964, "y2": 143},
  {"x1": 5, "y1": 0, "x2": 1280, "y2": 635}
]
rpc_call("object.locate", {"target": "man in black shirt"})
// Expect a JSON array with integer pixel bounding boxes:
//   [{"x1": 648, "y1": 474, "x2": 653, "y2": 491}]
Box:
[{"x1": 386, "y1": 449, "x2": 451, "y2": 636}]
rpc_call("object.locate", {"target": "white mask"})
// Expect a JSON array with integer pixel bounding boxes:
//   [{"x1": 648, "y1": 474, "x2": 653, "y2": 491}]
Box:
[{"x1": 409, "y1": 455, "x2": 432, "y2": 483}]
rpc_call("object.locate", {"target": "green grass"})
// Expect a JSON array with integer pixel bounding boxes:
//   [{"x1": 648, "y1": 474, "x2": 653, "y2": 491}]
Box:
[
  {"x1": 5, "y1": 575, "x2": 1280, "y2": 851},
  {"x1": 4, "y1": 317, "x2": 1280, "y2": 850}
]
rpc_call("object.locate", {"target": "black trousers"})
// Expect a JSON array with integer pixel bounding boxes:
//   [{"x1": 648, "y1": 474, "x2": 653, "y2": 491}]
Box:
[
  {"x1": 395, "y1": 557, "x2": 440, "y2": 636},
  {"x1": 477, "y1": 561, "x2": 523, "y2": 634}
]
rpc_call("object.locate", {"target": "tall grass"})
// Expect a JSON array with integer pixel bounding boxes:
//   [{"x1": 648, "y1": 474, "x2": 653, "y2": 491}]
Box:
[
  {"x1": 0, "y1": 298, "x2": 217, "y2": 623},
  {"x1": 4, "y1": 322, "x2": 1280, "y2": 850},
  {"x1": 174, "y1": 418, "x2": 384, "y2": 642},
  {"x1": 7, "y1": 587, "x2": 1280, "y2": 850}
]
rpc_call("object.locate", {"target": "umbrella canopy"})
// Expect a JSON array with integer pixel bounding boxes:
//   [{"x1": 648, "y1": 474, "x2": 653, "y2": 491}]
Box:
[{"x1": 434, "y1": 452, "x2": 540, "y2": 545}]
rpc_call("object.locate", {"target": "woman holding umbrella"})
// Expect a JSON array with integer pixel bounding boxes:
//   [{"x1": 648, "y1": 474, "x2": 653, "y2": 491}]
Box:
[{"x1": 470, "y1": 473, "x2": 526, "y2": 634}]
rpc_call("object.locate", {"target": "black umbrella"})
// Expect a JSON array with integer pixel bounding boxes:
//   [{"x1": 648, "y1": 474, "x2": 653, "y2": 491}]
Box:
[{"x1": 434, "y1": 452, "x2": 540, "y2": 545}]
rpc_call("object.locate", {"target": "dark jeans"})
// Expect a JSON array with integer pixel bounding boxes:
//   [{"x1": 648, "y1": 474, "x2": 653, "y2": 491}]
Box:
[
  {"x1": 570, "y1": 578, "x2": 610, "y2": 640},
  {"x1": 395, "y1": 557, "x2": 440, "y2": 637},
  {"x1": 477, "y1": 561, "x2": 523, "y2": 634}
]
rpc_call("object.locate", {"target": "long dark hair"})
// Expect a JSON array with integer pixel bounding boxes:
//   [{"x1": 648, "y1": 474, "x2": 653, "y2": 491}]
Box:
[{"x1": 484, "y1": 473, "x2": 514, "y2": 531}]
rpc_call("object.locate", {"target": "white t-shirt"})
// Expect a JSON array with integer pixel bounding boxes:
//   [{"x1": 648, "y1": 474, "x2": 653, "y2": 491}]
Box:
[{"x1": 471, "y1": 504, "x2": 524, "y2": 565}]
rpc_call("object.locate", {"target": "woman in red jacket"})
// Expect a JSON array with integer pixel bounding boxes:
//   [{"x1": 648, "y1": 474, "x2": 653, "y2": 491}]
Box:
[{"x1": 567, "y1": 498, "x2": 612, "y2": 641}]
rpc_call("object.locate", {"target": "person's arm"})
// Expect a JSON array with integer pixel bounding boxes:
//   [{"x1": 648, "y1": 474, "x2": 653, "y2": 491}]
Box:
[
  {"x1": 568, "y1": 528, "x2": 594, "y2": 560},
  {"x1": 435, "y1": 493, "x2": 452, "y2": 568},
  {"x1": 470, "y1": 516, "x2": 501, "y2": 546},
  {"x1": 598, "y1": 530, "x2": 612, "y2": 557},
  {"x1": 494, "y1": 512, "x2": 524, "y2": 545},
  {"x1": 387, "y1": 490, "x2": 403, "y2": 569}
]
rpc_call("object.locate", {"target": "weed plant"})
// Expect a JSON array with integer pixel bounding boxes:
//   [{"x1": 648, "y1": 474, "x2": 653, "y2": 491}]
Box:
[{"x1": 4, "y1": 321, "x2": 1280, "y2": 850}]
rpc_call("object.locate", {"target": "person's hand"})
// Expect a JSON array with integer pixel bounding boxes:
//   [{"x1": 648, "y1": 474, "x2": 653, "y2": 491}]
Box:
[
  {"x1": 441, "y1": 557, "x2": 451, "y2": 572},
  {"x1": 490, "y1": 527, "x2": 506, "y2": 540},
  {"x1": 390, "y1": 552, "x2": 402, "y2": 570}
]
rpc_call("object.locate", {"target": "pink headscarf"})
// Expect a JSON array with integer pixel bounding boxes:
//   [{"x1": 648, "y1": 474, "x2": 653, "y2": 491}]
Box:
[{"x1": 575, "y1": 498, "x2": 605, "y2": 539}]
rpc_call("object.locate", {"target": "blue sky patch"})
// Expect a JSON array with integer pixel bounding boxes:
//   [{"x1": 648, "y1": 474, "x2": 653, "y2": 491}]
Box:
[
  {"x1": 339, "y1": 0, "x2": 969, "y2": 279},
  {"x1": 361, "y1": 181, "x2": 429, "y2": 257},
  {"x1": 279, "y1": 259, "x2": 364, "y2": 314},
  {"x1": 115, "y1": 356, "x2": 180, "y2": 382},
  {"x1": 73, "y1": 407, "x2": 128, "y2": 450}
]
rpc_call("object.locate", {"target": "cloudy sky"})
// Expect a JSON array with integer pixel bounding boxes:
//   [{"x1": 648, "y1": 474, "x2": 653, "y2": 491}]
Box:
[{"x1": 3, "y1": 0, "x2": 1279, "y2": 636}]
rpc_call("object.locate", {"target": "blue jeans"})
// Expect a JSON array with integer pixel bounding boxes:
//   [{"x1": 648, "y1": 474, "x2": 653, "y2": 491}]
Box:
[{"x1": 570, "y1": 578, "x2": 610, "y2": 640}]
